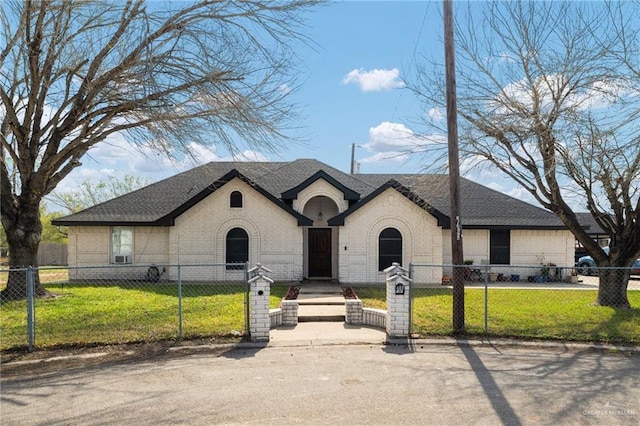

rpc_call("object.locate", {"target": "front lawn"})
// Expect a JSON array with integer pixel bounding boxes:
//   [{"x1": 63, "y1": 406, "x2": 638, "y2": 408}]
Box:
[
  {"x1": 3, "y1": 284, "x2": 639, "y2": 351},
  {"x1": 355, "y1": 287, "x2": 640, "y2": 344},
  {"x1": 0, "y1": 282, "x2": 289, "y2": 351}
]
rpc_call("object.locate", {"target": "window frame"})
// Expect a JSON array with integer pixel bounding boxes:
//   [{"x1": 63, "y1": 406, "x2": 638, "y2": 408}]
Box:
[
  {"x1": 111, "y1": 226, "x2": 133, "y2": 264},
  {"x1": 226, "y1": 227, "x2": 249, "y2": 270},
  {"x1": 490, "y1": 229, "x2": 511, "y2": 265},
  {"x1": 230, "y1": 191, "x2": 243, "y2": 208},
  {"x1": 378, "y1": 227, "x2": 402, "y2": 271}
]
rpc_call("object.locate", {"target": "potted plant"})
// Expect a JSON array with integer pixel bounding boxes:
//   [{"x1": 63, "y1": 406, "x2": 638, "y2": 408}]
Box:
[
  {"x1": 567, "y1": 268, "x2": 579, "y2": 283},
  {"x1": 535, "y1": 254, "x2": 550, "y2": 283}
]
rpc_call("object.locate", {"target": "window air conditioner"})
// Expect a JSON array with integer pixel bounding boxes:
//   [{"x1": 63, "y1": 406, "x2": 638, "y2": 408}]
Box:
[{"x1": 114, "y1": 255, "x2": 130, "y2": 264}]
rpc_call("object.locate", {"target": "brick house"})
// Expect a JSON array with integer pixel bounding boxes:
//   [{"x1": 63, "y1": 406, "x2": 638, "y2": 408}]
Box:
[{"x1": 53, "y1": 159, "x2": 575, "y2": 283}]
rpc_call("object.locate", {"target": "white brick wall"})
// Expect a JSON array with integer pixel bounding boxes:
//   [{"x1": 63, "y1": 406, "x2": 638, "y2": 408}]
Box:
[
  {"x1": 65, "y1": 179, "x2": 576, "y2": 284},
  {"x1": 511, "y1": 229, "x2": 574, "y2": 266},
  {"x1": 67, "y1": 226, "x2": 170, "y2": 280},
  {"x1": 169, "y1": 178, "x2": 304, "y2": 281},
  {"x1": 337, "y1": 188, "x2": 443, "y2": 284},
  {"x1": 442, "y1": 228, "x2": 575, "y2": 274},
  {"x1": 293, "y1": 179, "x2": 349, "y2": 214}
]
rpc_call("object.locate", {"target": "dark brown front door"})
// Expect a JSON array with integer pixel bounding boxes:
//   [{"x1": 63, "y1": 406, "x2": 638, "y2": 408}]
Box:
[{"x1": 308, "y1": 228, "x2": 332, "y2": 277}]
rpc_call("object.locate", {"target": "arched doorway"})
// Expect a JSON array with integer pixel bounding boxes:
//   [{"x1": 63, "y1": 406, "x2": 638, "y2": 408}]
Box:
[{"x1": 303, "y1": 196, "x2": 339, "y2": 279}]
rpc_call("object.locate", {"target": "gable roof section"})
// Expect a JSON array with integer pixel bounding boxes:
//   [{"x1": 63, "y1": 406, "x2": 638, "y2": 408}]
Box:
[
  {"x1": 53, "y1": 159, "x2": 566, "y2": 230},
  {"x1": 52, "y1": 163, "x2": 313, "y2": 226},
  {"x1": 328, "y1": 179, "x2": 449, "y2": 226},
  {"x1": 352, "y1": 174, "x2": 564, "y2": 229},
  {"x1": 281, "y1": 170, "x2": 360, "y2": 201}
]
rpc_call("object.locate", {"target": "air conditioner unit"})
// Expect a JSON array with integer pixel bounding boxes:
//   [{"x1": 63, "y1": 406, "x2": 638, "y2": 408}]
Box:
[{"x1": 114, "y1": 255, "x2": 130, "y2": 264}]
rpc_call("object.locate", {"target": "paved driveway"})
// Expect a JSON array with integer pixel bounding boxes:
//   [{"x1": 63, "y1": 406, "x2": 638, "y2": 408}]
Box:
[
  {"x1": 2, "y1": 342, "x2": 639, "y2": 425},
  {"x1": 463, "y1": 275, "x2": 640, "y2": 290}
]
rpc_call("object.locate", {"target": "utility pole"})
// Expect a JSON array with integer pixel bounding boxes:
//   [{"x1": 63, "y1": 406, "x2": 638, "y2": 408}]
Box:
[
  {"x1": 350, "y1": 143, "x2": 356, "y2": 174},
  {"x1": 444, "y1": 0, "x2": 465, "y2": 333}
]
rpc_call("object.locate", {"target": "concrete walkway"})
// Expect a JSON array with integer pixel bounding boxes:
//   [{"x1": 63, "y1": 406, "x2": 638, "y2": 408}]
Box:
[
  {"x1": 296, "y1": 281, "x2": 346, "y2": 322},
  {"x1": 271, "y1": 281, "x2": 389, "y2": 344}
]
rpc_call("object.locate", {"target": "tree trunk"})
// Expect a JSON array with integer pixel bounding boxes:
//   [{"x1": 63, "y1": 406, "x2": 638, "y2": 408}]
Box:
[
  {"x1": 596, "y1": 268, "x2": 630, "y2": 309},
  {"x1": 0, "y1": 201, "x2": 48, "y2": 301}
]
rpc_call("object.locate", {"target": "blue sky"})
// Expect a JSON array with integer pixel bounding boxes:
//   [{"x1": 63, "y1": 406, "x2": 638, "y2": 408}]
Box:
[{"x1": 55, "y1": 1, "x2": 527, "y2": 204}]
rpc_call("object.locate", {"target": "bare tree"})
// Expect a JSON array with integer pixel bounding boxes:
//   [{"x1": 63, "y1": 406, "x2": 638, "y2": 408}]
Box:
[
  {"x1": 48, "y1": 175, "x2": 151, "y2": 214},
  {"x1": 0, "y1": 0, "x2": 320, "y2": 299},
  {"x1": 408, "y1": 0, "x2": 640, "y2": 308}
]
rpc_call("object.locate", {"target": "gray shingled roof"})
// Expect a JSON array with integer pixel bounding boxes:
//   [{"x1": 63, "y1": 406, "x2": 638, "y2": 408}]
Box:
[
  {"x1": 575, "y1": 212, "x2": 606, "y2": 235},
  {"x1": 52, "y1": 159, "x2": 566, "y2": 229}
]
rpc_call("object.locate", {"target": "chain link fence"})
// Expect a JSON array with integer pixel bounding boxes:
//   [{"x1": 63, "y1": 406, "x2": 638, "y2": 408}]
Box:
[
  {"x1": 0, "y1": 264, "x2": 253, "y2": 351},
  {"x1": 409, "y1": 263, "x2": 640, "y2": 343},
  {"x1": 3, "y1": 262, "x2": 639, "y2": 351}
]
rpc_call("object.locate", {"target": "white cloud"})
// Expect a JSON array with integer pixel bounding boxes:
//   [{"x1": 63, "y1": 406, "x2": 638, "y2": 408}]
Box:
[
  {"x1": 427, "y1": 107, "x2": 445, "y2": 122},
  {"x1": 491, "y1": 74, "x2": 637, "y2": 118},
  {"x1": 279, "y1": 83, "x2": 293, "y2": 94},
  {"x1": 342, "y1": 68, "x2": 405, "y2": 92},
  {"x1": 357, "y1": 121, "x2": 443, "y2": 165},
  {"x1": 359, "y1": 151, "x2": 409, "y2": 164},
  {"x1": 181, "y1": 142, "x2": 269, "y2": 166},
  {"x1": 56, "y1": 135, "x2": 269, "y2": 193}
]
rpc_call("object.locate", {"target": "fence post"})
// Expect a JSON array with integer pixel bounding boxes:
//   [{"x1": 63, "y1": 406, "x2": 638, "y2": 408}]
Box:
[
  {"x1": 484, "y1": 263, "x2": 489, "y2": 333},
  {"x1": 408, "y1": 263, "x2": 414, "y2": 336},
  {"x1": 248, "y1": 263, "x2": 273, "y2": 342},
  {"x1": 384, "y1": 262, "x2": 412, "y2": 338},
  {"x1": 177, "y1": 265, "x2": 183, "y2": 339},
  {"x1": 244, "y1": 262, "x2": 250, "y2": 336},
  {"x1": 26, "y1": 267, "x2": 35, "y2": 352}
]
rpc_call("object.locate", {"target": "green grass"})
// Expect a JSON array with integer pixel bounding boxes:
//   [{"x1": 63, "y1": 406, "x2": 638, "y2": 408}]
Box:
[
  {"x1": 355, "y1": 287, "x2": 640, "y2": 344},
  {"x1": 3, "y1": 283, "x2": 639, "y2": 351},
  {"x1": 0, "y1": 282, "x2": 290, "y2": 351}
]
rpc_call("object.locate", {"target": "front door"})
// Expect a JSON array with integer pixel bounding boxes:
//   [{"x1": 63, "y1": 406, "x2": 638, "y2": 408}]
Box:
[{"x1": 308, "y1": 228, "x2": 332, "y2": 278}]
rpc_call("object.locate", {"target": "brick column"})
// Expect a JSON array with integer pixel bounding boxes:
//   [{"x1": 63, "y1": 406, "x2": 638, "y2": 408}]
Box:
[
  {"x1": 248, "y1": 264, "x2": 273, "y2": 342},
  {"x1": 281, "y1": 300, "x2": 299, "y2": 325},
  {"x1": 384, "y1": 262, "x2": 412, "y2": 338},
  {"x1": 345, "y1": 299, "x2": 363, "y2": 324}
]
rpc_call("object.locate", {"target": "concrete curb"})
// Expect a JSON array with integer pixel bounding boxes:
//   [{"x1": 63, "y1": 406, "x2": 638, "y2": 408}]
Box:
[{"x1": 5, "y1": 337, "x2": 638, "y2": 367}]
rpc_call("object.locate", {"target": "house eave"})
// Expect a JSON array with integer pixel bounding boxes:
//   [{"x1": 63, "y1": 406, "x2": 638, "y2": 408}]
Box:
[
  {"x1": 328, "y1": 179, "x2": 449, "y2": 227},
  {"x1": 282, "y1": 170, "x2": 360, "y2": 201},
  {"x1": 53, "y1": 168, "x2": 314, "y2": 227}
]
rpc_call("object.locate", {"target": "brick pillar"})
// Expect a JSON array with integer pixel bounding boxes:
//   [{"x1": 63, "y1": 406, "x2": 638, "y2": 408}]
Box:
[
  {"x1": 248, "y1": 264, "x2": 273, "y2": 342},
  {"x1": 281, "y1": 300, "x2": 299, "y2": 325},
  {"x1": 345, "y1": 299, "x2": 363, "y2": 324},
  {"x1": 384, "y1": 262, "x2": 412, "y2": 338}
]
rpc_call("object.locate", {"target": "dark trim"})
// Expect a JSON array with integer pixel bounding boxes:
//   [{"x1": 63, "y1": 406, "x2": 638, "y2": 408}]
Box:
[
  {"x1": 53, "y1": 169, "x2": 313, "y2": 227},
  {"x1": 282, "y1": 170, "x2": 360, "y2": 201},
  {"x1": 328, "y1": 179, "x2": 449, "y2": 227},
  {"x1": 461, "y1": 224, "x2": 567, "y2": 230},
  {"x1": 51, "y1": 220, "x2": 164, "y2": 226}
]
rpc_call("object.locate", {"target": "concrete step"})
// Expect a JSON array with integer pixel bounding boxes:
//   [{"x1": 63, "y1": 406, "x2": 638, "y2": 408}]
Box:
[
  {"x1": 296, "y1": 294, "x2": 345, "y2": 305},
  {"x1": 297, "y1": 305, "x2": 346, "y2": 322},
  {"x1": 298, "y1": 285, "x2": 343, "y2": 295}
]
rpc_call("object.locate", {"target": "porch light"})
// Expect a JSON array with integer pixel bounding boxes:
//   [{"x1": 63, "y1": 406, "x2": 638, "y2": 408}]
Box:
[{"x1": 317, "y1": 197, "x2": 323, "y2": 222}]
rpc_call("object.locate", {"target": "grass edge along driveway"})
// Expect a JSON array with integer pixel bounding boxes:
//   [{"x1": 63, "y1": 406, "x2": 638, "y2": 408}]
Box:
[{"x1": 1, "y1": 284, "x2": 639, "y2": 351}]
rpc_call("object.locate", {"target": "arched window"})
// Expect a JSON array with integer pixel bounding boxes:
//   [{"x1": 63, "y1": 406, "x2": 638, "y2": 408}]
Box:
[
  {"x1": 226, "y1": 227, "x2": 249, "y2": 270},
  {"x1": 230, "y1": 191, "x2": 243, "y2": 208},
  {"x1": 379, "y1": 228, "x2": 402, "y2": 271}
]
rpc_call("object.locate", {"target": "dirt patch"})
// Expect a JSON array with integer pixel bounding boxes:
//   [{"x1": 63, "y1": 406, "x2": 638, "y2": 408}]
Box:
[
  {"x1": 284, "y1": 285, "x2": 300, "y2": 300},
  {"x1": 1, "y1": 337, "x2": 242, "y2": 379},
  {"x1": 342, "y1": 287, "x2": 358, "y2": 299}
]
